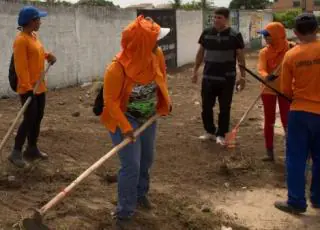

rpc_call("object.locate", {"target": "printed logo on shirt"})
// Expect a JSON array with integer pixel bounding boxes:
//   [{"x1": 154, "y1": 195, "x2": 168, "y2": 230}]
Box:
[{"x1": 296, "y1": 58, "x2": 320, "y2": 68}]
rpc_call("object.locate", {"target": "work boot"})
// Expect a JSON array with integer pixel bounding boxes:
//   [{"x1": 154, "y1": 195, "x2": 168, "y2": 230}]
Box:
[
  {"x1": 310, "y1": 198, "x2": 320, "y2": 209},
  {"x1": 274, "y1": 201, "x2": 306, "y2": 214},
  {"x1": 105, "y1": 173, "x2": 118, "y2": 184},
  {"x1": 112, "y1": 212, "x2": 132, "y2": 230},
  {"x1": 137, "y1": 196, "x2": 154, "y2": 210},
  {"x1": 8, "y1": 149, "x2": 29, "y2": 168},
  {"x1": 24, "y1": 146, "x2": 48, "y2": 161},
  {"x1": 312, "y1": 203, "x2": 320, "y2": 209},
  {"x1": 262, "y1": 149, "x2": 275, "y2": 162}
]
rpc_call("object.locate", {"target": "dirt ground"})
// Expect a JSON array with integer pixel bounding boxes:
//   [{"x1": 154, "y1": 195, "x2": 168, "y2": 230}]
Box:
[{"x1": 0, "y1": 52, "x2": 319, "y2": 230}]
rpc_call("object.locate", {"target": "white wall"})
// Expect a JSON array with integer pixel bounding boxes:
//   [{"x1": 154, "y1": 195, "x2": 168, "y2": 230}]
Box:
[
  {"x1": 286, "y1": 29, "x2": 296, "y2": 40},
  {"x1": 0, "y1": 4, "x2": 274, "y2": 97},
  {"x1": 238, "y1": 10, "x2": 273, "y2": 48},
  {"x1": 261, "y1": 12, "x2": 273, "y2": 46},
  {"x1": 0, "y1": 2, "x2": 136, "y2": 96},
  {"x1": 238, "y1": 11, "x2": 251, "y2": 46},
  {"x1": 176, "y1": 10, "x2": 202, "y2": 67}
]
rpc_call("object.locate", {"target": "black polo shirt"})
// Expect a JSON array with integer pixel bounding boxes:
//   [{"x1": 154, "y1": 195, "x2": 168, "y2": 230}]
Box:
[{"x1": 198, "y1": 27, "x2": 245, "y2": 82}]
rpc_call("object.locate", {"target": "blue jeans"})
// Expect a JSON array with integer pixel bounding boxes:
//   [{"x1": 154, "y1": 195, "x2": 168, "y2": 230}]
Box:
[
  {"x1": 109, "y1": 116, "x2": 157, "y2": 218},
  {"x1": 286, "y1": 111, "x2": 320, "y2": 209}
]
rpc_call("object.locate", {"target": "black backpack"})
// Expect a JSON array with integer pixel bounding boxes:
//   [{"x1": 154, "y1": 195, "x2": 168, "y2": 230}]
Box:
[
  {"x1": 93, "y1": 60, "x2": 124, "y2": 116},
  {"x1": 93, "y1": 86, "x2": 104, "y2": 116},
  {"x1": 8, "y1": 54, "x2": 18, "y2": 92}
]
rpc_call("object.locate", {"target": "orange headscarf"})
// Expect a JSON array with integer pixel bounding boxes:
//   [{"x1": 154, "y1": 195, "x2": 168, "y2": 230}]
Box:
[
  {"x1": 263, "y1": 22, "x2": 289, "y2": 61},
  {"x1": 116, "y1": 15, "x2": 161, "y2": 84},
  {"x1": 258, "y1": 22, "x2": 292, "y2": 95}
]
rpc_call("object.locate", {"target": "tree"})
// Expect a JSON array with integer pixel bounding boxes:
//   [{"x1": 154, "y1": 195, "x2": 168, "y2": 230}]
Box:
[
  {"x1": 229, "y1": 0, "x2": 270, "y2": 9},
  {"x1": 171, "y1": 0, "x2": 213, "y2": 10},
  {"x1": 172, "y1": 0, "x2": 181, "y2": 8},
  {"x1": 203, "y1": 0, "x2": 214, "y2": 8},
  {"x1": 273, "y1": 9, "x2": 301, "y2": 29}
]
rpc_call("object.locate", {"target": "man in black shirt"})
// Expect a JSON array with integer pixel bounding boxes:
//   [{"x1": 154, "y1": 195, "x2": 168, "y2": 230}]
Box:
[{"x1": 192, "y1": 7, "x2": 246, "y2": 146}]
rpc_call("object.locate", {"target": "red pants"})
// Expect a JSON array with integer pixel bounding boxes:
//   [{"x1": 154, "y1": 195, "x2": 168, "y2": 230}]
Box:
[{"x1": 261, "y1": 94, "x2": 290, "y2": 150}]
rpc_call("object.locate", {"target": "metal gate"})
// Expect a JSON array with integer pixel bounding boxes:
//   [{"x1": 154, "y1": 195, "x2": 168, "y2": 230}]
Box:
[{"x1": 137, "y1": 9, "x2": 177, "y2": 69}]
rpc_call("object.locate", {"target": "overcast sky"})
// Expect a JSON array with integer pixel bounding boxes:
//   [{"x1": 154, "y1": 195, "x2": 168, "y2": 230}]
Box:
[{"x1": 68, "y1": 0, "x2": 231, "y2": 7}]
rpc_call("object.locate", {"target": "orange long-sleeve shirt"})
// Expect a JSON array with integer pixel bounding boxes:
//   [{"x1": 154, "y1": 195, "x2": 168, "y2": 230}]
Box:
[
  {"x1": 101, "y1": 47, "x2": 171, "y2": 133},
  {"x1": 13, "y1": 31, "x2": 48, "y2": 94},
  {"x1": 258, "y1": 42, "x2": 295, "y2": 95},
  {"x1": 258, "y1": 47, "x2": 284, "y2": 95},
  {"x1": 280, "y1": 40, "x2": 320, "y2": 115}
]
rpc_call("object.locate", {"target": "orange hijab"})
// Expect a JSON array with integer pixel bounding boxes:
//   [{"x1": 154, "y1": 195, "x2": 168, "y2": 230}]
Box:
[
  {"x1": 263, "y1": 22, "x2": 289, "y2": 61},
  {"x1": 116, "y1": 15, "x2": 161, "y2": 84}
]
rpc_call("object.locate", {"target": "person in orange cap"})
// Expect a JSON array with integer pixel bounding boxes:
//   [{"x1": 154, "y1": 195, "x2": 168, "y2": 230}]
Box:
[
  {"x1": 101, "y1": 16, "x2": 171, "y2": 227},
  {"x1": 257, "y1": 22, "x2": 295, "y2": 162}
]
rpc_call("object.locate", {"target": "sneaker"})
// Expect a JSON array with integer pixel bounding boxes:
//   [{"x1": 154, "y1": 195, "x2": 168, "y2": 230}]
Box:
[
  {"x1": 24, "y1": 146, "x2": 48, "y2": 161},
  {"x1": 199, "y1": 133, "x2": 216, "y2": 141},
  {"x1": 8, "y1": 149, "x2": 29, "y2": 168},
  {"x1": 137, "y1": 196, "x2": 154, "y2": 210},
  {"x1": 274, "y1": 201, "x2": 306, "y2": 214},
  {"x1": 216, "y1": 136, "x2": 226, "y2": 146}
]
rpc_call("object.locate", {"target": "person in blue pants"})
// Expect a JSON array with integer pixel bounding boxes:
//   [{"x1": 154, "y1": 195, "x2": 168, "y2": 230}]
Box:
[
  {"x1": 274, "y1": 13, "x2": 320, "y2": 214},
  {"x1": 100, "y1": 16, "x2": 172, "y2": 228},
  {"x1": 110, "y1": 116, "x2": 157, "y2": 215}
]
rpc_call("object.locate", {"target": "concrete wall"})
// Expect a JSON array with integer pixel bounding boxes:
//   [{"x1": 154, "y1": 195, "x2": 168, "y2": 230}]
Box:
[
  {"x1": 176, "y1": 10, "x2": 202, "y2": 67},
  {"x1": 0, "y1": 3, "x2": 274, "y2": 97},
  {"x1": 0, "y1": 2, "x2": 136, "y2": 96},
  {"x1": 239, "y1": 10, "x2": 273, "y2": 49},
  {"x1": 286, "y1": 29, "x2": 296, "y2": 40},
  {"x1": 261, "y1": 11, "x2": 274, "y2": 46}
]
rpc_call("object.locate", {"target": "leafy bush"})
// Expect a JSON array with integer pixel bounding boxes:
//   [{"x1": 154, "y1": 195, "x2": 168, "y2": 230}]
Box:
[{"x1": 273, "y1": 9, "x2": 301, "y2": 29}]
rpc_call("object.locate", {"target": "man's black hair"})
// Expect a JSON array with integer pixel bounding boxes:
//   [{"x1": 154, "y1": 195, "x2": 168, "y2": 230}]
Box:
[
  {"x1": 295, "y1": 13, "x2": 318, "y2": 35},
  {"x1": 214, "y1": 7, "x2": 230, "y2": 19}
]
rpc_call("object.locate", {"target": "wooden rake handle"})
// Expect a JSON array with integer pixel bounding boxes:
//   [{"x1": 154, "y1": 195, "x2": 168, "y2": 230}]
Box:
[
  {"x1": 233, "y1": 63, "x2": 282, "y2": 131},
  {"x1": 233, "y1": 92, "x2": 261, "y2": 131},
  {"x1": 239, "y1": 65, "x2": 291, "y2": 102},
  {"x1": 38, "y1": 114, "x2": 159, "y2": 216},
  {"x1": 0, "y1": 64, "x2": 51, "y2": 153}
]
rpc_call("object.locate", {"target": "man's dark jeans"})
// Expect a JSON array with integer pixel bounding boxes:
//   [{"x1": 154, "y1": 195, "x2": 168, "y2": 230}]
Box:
[{"x1": 201, "y1": 78, "x2": 235, "y2": 137}]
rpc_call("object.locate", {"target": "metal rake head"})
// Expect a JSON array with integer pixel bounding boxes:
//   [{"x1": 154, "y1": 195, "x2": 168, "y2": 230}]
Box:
[{"x1": 22, "y1": 210, "x2": 49, "y2": 230}]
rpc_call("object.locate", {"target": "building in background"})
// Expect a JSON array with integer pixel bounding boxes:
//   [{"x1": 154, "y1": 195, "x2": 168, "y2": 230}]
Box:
[{"x1": 272, "y1": 0, "x2": 320, "y2": 12}]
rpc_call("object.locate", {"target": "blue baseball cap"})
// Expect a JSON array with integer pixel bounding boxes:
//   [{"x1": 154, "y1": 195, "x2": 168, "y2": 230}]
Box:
[
  {"x1": 18, "y1": 6, "x2": 48, "y2": 27},
  {"x1": 257, "y1": 29, "x2": 270, "y2": 37}
]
